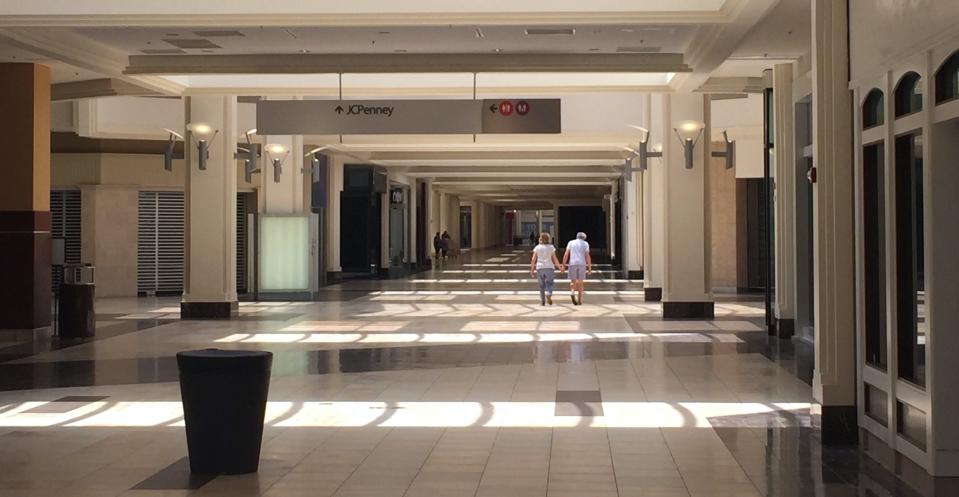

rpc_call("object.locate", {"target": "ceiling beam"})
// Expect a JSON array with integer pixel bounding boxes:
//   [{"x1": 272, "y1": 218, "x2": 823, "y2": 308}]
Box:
[
  {"x1": 51, "y1": 78, "x2": 160, "y2": 100},
  {"x1": 124, "y1": 53, "x2": 691, "y2": 75}
]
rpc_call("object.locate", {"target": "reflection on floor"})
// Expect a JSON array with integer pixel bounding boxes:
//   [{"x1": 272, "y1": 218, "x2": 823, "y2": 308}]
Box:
[{"x1": 0, "y1": 248, "x2": 932, "y2": 496}]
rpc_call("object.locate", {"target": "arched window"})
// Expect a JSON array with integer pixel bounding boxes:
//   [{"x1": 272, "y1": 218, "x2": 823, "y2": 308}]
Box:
[
  {"x1": 894, "y1": 72, "x2": 923, "y2": 117},
  {"x1": 935, "y1": 50, "x2": 959, "y2": 104},
  {"x1": 863, "y1": 89, "x2": 885, "y2": 128}
]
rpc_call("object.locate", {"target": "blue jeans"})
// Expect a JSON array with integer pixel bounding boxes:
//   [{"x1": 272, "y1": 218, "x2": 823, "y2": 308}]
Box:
[{"x1": 536, "y1": 268, "x2": 555, "y2": 302}]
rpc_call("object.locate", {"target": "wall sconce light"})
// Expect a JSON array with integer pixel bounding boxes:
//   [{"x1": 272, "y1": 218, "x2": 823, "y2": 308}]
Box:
[
  {"x1": 236, "y1": 128, "x2": 261, "y2": 183},
  {"x1": 265, "y1": 143, "x2": 289, "y2": 183},
  {"x1": 161, "y1": 128, "x2": 183, "y2": 172},
  {"x1": 187, "y1": 122, "x2": 218, "y2": 170},
  {"x1": 304, "y1": 146, "x2": 330, "y2": 183},
  {"x1": 673, "y1": 120, "x2": 704, "y2": 169},
  {"x1": 621, "y1": 126, "x2": 663, "y2": 181},
  {"x1": 710, "y1": 130, "x2": 737, "y2": 169}
]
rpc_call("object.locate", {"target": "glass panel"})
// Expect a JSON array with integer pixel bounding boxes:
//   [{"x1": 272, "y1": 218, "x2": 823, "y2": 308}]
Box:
[
  {"x1": 863, "y1": 89, "x2": 885, "y2": 128},
  {"x1": 863, "y1": 143, "x2": 887, "y2": 369},
  {"x1": 894, "y1": 73, "x2": 923, "y2": 117},
  {"x1": 895, "y1": 133, "x2": 925, "y2": 386},
  {"x1": 259, "y1": 216, "x2": 310, "y2": 291},
  {"x1": 935, "y1": 51, "x2": 959, "y2": 104}
]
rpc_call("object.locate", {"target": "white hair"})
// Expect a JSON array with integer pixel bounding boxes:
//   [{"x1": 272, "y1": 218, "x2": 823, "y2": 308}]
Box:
[{"x1": 576, "y1": 232, "x2": 587, "y2": 240}]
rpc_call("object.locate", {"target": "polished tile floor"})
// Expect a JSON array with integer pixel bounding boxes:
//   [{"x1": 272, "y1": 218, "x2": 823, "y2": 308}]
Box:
[{"x1": 0, "y1": 248, "x2": 932, "y2": 496}]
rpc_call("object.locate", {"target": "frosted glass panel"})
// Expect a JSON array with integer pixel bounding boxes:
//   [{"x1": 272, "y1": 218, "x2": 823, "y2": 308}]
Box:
[{"x1": 259, "y1": 216, "x2": 309, "y2": 291}]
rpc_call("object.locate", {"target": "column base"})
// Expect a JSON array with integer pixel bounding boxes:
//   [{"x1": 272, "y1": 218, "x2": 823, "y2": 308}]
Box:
[
  {"x1": 181, "y1": 301, "x2": 238, "y2": 319},
  {"x1": 776, "y1": 318, "x2": 796, "y2": 339},
  {"x1": 819, "y1": 404, "x2": 858, "y2": 445},
  {"x1": 326, "y1": 271, "x2": 343, "y2": 283},
  {"x1": 626, "y1": 270, "x2": 644, "y2": 280},
  {"x1": 662, "y1": 301, "x2": 715, "y2": 319},
  {"x1": 644, "y1": 287, "x2": 662, "y2": 302}
]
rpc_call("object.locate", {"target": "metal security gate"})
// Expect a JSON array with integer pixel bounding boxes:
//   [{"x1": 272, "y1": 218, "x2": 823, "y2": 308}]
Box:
[
  {"x1": 50, "y1": 189, "x2": 81, "y2": 291},
  {"x1": 137, "y1": 191, "x2": 185, "y2": 295},
  {"x1": 236, "y1": 193, "x2": 249, "y2": 294}
]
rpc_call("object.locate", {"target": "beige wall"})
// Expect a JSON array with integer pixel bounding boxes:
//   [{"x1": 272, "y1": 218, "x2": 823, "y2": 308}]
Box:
[
  {"x1": 53, "y1": 152, "x2": 255, "y2": 297},
  {"x1": 80, "y1": 186, "x2": 138, "y2": 297},
  {"x1": 709, "y1": 142, "x2": 738, "y2": 289}
]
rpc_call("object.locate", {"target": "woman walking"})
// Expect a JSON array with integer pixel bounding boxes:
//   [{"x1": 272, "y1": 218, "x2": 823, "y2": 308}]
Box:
[{"x1": 529, "y1": 232, "x2": 563, "y2": 306}]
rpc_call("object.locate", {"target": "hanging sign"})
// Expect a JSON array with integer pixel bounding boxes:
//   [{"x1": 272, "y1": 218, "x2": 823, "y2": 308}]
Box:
[{"x1": 256, "y1": 99, "x2": 560, "y2": 135}]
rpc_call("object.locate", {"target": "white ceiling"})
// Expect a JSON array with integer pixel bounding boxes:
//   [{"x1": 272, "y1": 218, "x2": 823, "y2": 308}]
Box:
[{"x1": 76, "y1": 25, "x2": 699, "y2": 56}]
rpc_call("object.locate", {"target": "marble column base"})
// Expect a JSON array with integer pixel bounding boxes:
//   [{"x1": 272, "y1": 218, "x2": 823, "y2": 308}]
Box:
[
  {"x1": 777, "y1": 318, "x2": 796, "y2": 339},
  {"x1": 662, "y1": 301, "x2": 715, "y2": 319},
  {"x1": 820, "y1": 404, "x2": 858, "y2": 445},
  {"x1": 181, "y1": 301, "x2": 238, "y2": 319},
  {"x1": 643, "y1": 287, "x2": 662, "y2": 302}
]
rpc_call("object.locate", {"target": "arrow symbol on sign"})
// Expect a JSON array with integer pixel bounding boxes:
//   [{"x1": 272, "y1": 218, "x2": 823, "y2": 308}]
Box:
[
  {"x1": 489, "y1": 104, "x2": 497, "y2": 114},
  {"x1": 335, "y1": 105, "x2": 344, "y2": 114}
]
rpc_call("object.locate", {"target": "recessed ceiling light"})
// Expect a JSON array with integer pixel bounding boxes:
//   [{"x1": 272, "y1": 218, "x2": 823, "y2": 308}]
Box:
[
  {"x1": 620, "y1": 28, "x2": 635, "y2": 33},
  {"x1": 474, "y1": 27, "x2": 485, "y2": 38},
  {"x1": 379, "y1": 31, "x2": 391, "y2": 35},
  {"x1": 394, "y1": 49, "x2": 408, "y2": 53},
  {"x1": 493, "y1": 48, "x2": 503, "y2": 53},
  {"x1": 588, "y1": 48, "x2": 601, "y2": 52},
  {"x1": 298, "y1": 49, "x2": 310, "y2": 53}
]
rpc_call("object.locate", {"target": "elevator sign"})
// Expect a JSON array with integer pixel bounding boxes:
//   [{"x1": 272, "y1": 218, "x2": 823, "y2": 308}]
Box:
[{"x1": 256, "y1": 99, "x2": 560, "y2": 135}]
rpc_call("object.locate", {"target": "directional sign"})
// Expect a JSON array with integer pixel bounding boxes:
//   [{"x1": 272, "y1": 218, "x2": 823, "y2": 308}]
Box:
[{"x1": 256, "y1": 99, "x2": 560, "y2": 135}]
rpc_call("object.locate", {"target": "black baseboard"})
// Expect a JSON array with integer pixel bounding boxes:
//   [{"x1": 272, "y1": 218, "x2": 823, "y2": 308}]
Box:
[
  {"x1": 626, "y1": 270, "x2": 644, "y2": 280},
  {"x1": 257, "y1": 291, "x2": 313, "y2": 301},
  {"x1": 326, "y1": 271, "x2": 342, "y2": 283},
  {"x1": 180, "y1": 301, "x2": 238, "y2": 319},
  {"x1": 644, "y1": 287, "x2": 662, "y2": 302},
  {"x1": 820, "y1": 405, "x2": 858, "y2": 445},
  {"x1": 777, "y1": 318, "x2": 796, "y2": 339},
  {"x1": 662, "y1": 301, "x2": 715, "y2": 319}
]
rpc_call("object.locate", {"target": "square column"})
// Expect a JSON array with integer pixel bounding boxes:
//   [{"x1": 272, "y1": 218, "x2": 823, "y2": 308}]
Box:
[
  {"x1": 774, "y1": 63, "x2": 798, "y2": 338},
  {"x1": 661, "y1": 93, "x2": 713, "y2": 318},
  {"x1": 643, "y1": 94, "x2": 666, "y2": 301},
  {"x1": 623, "y1": 167, "x2": 643, "y2": 279},
  {"x1": 0, "y1": 63, "x2": 51, "y2": 337},
  {"x1": 811, "y1": 0, "x2": 857, "y2": 444},
  {"x1": 181, "y1": 95, "x2": 239, "y2": 319}
]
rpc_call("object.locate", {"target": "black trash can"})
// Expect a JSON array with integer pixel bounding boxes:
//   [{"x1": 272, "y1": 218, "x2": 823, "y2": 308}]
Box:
[
  {"x1": 58, "y1": 264, "x2": 95, "y2": 338},
  {"x1": 176, "y1": 349, "x2": 273, "y2": 474}
]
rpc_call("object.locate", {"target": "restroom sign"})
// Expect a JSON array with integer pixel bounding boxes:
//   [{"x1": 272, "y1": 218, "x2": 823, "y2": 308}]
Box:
[{"x1": 498, "y1": 100, "x2": 514, "y2": 116}]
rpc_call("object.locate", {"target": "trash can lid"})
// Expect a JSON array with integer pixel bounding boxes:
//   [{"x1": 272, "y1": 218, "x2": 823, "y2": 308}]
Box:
[{"x1": 176, "y1": 349, "x2": 273, "y2": 373}]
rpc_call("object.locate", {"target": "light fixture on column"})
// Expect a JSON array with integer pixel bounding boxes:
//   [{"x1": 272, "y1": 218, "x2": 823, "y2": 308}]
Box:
[
  {"x1": 710, "y1": 130, "x2": 737, "y2": 169},
  {"x1": 161, "y1": 128, "x2": 183, "y2": 172},
  {"x1": 236, "y1": 128, "x2": 262, "y2": 183},
  {"x1": 673, "y1": 120, "x2": 704, "y2": 169},
  {"x1": 265, "y1": 143, "x2": 289, "y2": 183},
  {"x1": 186, "y1": 122, "x2": 219, "y2": 170},
  {"x1": 621, "y1": 126, "x2": 663, "y2": 180},
  {"x1": 304, "y1": 146, "x2": 330, "y2": 182}
]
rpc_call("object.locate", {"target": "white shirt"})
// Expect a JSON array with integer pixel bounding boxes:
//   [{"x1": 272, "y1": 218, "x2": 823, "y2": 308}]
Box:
[
  {"x1": 532, "y1": 244, "x2": 556, "y2": 269},
  {"x1": 565, "y1": 239, "x2": 590, "y2": 266}
]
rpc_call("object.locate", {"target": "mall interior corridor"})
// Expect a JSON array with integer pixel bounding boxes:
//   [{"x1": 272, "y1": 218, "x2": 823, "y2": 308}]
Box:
[
  {"x1": 0, "y1": 248, "x2": 920, "y2": 497},
  {"x1": 4, "y1": 0, "x2": 959, "y2": 495}
]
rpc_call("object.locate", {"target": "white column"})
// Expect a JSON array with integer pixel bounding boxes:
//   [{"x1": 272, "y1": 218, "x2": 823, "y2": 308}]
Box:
[
  {"x1": 537, "y1": 209, "x2": 543, "y2": 235},
  {"x1": 811, "y1": 0, "x2": 856, "y2": 444},
  {"x1": 661, "y1": 92, "x2": 713, "y2": 318},
  {"x1": 609, "y1": 182, "x2": 617, "y2": 260},
  {"x1": 409, "y1": 181, "x2": 418, "y2": 265},
  {"x1": 327, "y1": 154, "x2": 343, "y2": 273},
  {"x1": 774, "y1": 63, "x2": 798, "y2": 337},
  {"x1": 181, "y1": 95, "x2": 238, "y2": 318},
  {"x1": 623, "y1": 166, "x2": 643, "y2": 277},
  {"x1": 643, "y1": 94, "x2": 666, "y2": 301}
]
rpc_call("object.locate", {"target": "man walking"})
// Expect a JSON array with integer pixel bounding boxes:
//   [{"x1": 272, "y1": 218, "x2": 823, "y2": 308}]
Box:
[{"x1": 561, "y1": 232, "x2": 592, "y2": 305}]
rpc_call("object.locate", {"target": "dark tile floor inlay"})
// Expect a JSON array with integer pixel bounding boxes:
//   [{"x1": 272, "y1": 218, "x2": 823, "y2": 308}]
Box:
[{"x1": 555, "y1": 389, "x2": 604, "y2": 417}]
